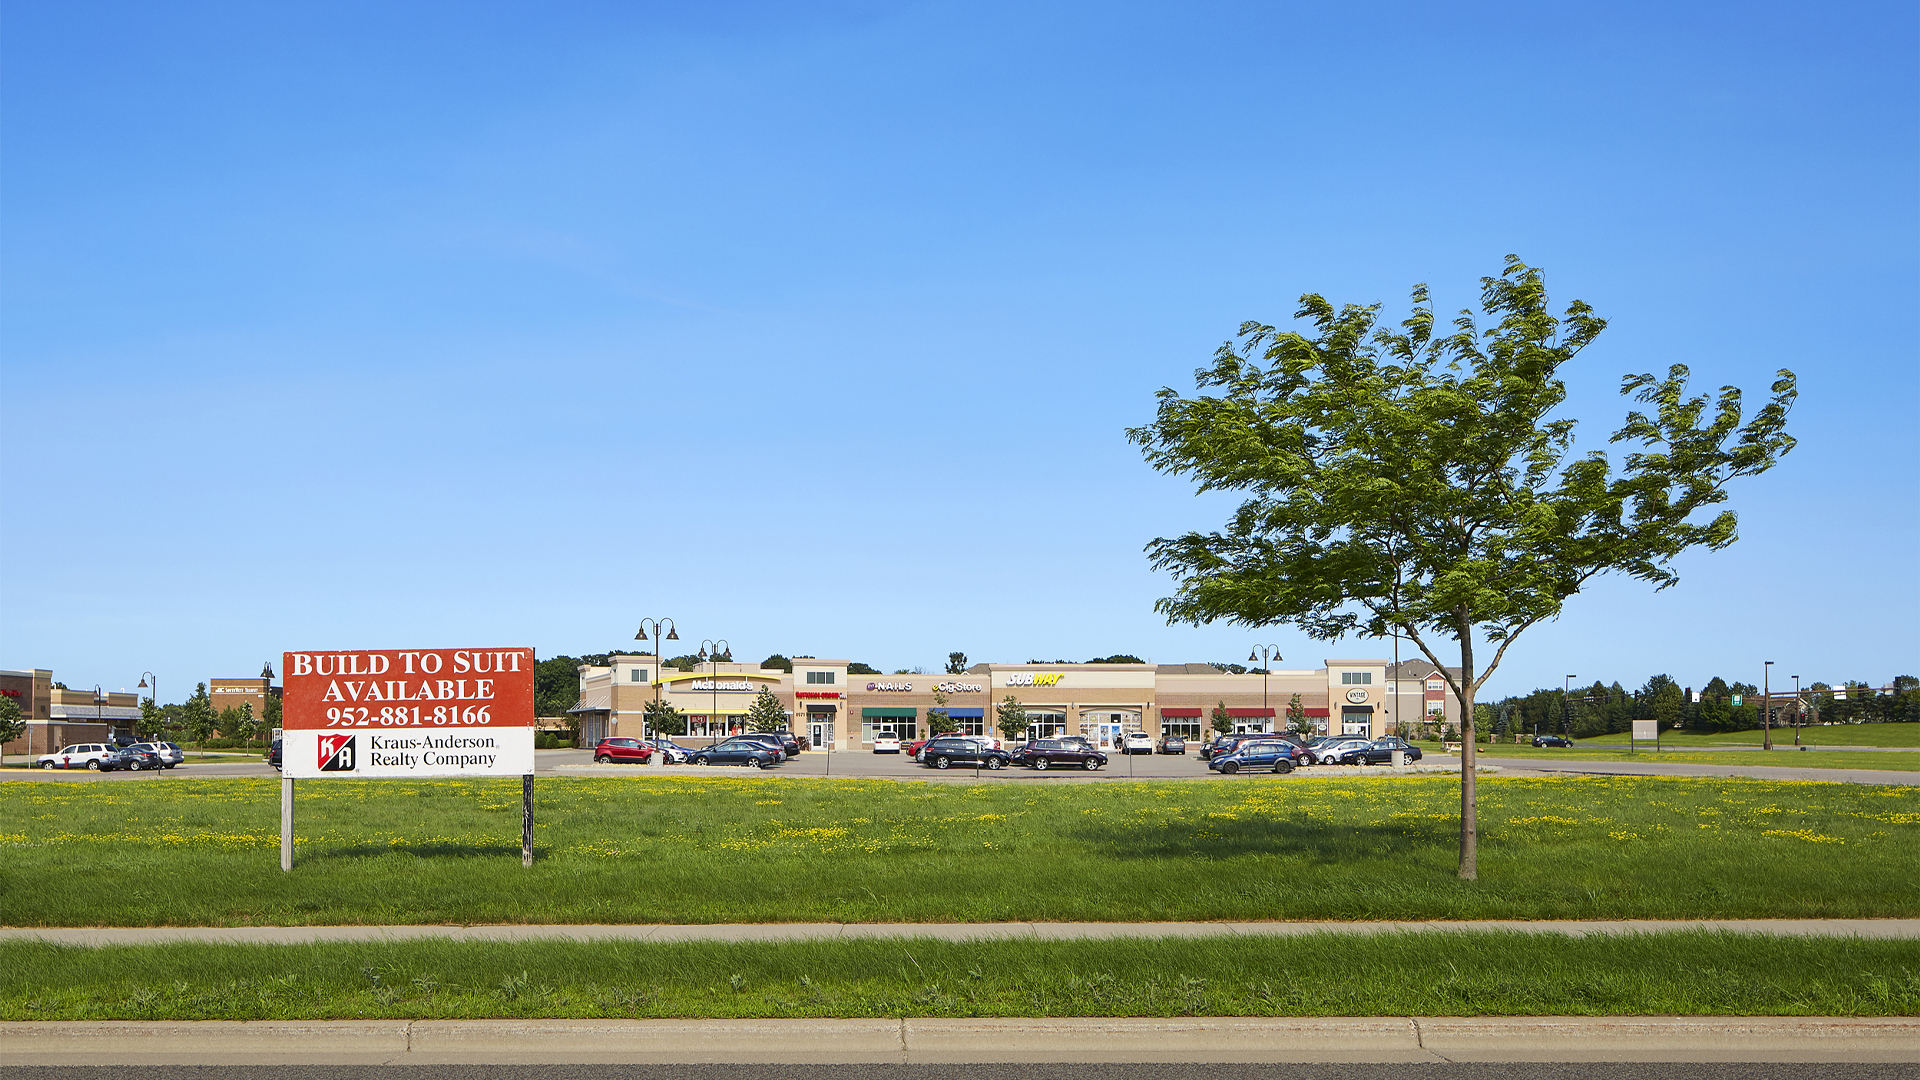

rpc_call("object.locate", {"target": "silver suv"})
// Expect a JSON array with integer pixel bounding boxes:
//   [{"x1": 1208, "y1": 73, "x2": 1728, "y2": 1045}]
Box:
[{"x1": 132, "y1": 741, "x2": 185, "y2": 768}]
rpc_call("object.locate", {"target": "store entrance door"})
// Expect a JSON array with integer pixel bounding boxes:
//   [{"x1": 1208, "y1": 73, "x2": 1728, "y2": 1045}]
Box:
[{"x1": 809, "y1": 720, "x2": 835, "y2": 750}]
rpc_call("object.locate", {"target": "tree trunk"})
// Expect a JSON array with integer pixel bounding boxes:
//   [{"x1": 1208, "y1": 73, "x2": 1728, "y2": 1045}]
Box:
[{"x1": 1455, "y1": 616, "x2": 1478, "y2": 881}]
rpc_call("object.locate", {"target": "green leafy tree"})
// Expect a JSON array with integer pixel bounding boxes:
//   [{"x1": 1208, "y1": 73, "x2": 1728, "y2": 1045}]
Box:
[
  {"x1": 946, "y1": 652, "x2": 970, "y2": 674},
  {"x1": 745, "y1": 687, "x2": 789, "y2": 733},
  {"x1": 1087, "y1": 654, "x2": 1145, "y2": 664},
  {"x1": 0, "y1": 698, "x2": 25, "y2": 748},
  {"x1": 181, "y1": 684, "x2": 216, "y2": 744},
  {"x1": 535, "y1": 655, "x2": 586, "y2": 718},
  {"x1": 1209, "y1": 700, "x2": 1233, "y2": 737},
  {"x1": 1285, "y1": 692, "x2": 1306, "y2": 735},
  {"x1": 137, "y1": 697, "x2": 168, "y2": 740},
  {"x1": 847, "y1": 662, "x2": 880, "y2": 675},
  {"x1": 665, "y1": 654, "x2": 706, "y2": 672},
  {"x1": 643, "y1": 698, "x2": 687, "y2": 738},
  {"x1": 925, "y1": 686, "x2": 958, "y2": 736},
  {"x1": 760, "y1": 655, "x2": 793, "y2": 673},
  {"x1": 1643, "y1": 674, "x2": 1684, "y2": 732},
  {"x1": 995, "y1": 695, "x2": 1029, "y2": 741},
  {"x1": 1127, "y1": 257, "x2": 1797, "y2": 879}
]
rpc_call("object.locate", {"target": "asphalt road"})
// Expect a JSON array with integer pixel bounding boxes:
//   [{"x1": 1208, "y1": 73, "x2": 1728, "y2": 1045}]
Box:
[{"x1": 4, "y1": 1066, "x2": 1913, "y2": 1080}]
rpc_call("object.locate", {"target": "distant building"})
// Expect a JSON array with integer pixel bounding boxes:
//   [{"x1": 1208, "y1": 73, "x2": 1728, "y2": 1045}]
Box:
[
  {"x1": 209, "y1": 677, "x2": 278, "y2": 723},
  {"x1": 572, "y1": 655, "x2": 1398, "y2": 750},
  {"x1": 0, "y1": 669, "x2": 140, "y2": 756}
]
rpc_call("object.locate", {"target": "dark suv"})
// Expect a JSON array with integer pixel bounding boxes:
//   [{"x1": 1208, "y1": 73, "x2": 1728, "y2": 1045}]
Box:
[
  {"x1": 1014, "y1": 739, "x2": 1107, "y2": 771},
  {"x1": 919, "y1": 737, "x2": 1011, "y2": 770}
]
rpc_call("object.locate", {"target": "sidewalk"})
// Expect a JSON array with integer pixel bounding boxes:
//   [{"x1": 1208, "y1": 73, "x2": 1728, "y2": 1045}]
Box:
[
  {"x1": 8, "y1": 918, "x2": 1920, "y2": 946},
  {"x1": 6, "y1": 1016, "x2": 1916, "y2": 1065}
]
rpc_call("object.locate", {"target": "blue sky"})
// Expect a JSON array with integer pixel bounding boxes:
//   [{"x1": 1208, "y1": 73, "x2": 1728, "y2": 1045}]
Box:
[{"x1": 3, "y1": 1, "x2": 1914, "y2": 703}]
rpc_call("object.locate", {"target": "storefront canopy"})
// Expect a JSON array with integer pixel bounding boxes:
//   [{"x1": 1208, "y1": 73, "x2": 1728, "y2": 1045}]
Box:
[{"x1": 861, "y1": 707, "x2": 917, "y2": 717}]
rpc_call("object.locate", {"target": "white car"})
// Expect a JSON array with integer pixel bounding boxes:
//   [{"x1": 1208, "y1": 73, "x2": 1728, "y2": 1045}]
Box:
[
  {"x1": 36, "y1": 743, "x2": 118, "y2": 770},
  {"x1": 1122, "y1": 732, "x2": 1154, "y2": 755},
  {"x1": 132, "y1": 741, "x2": 185, "y2": 768},
  {"x1": 872, "y1": 734, "x2": 902, "y2": 754}
]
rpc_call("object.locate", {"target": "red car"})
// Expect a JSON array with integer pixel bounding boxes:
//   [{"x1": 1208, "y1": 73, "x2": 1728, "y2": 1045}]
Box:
[{"x1": 593, "y1": 737, "x2": 655, "y2": 764}]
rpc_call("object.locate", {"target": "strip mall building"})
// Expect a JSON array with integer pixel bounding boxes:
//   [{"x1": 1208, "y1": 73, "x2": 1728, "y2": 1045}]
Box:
[{"x1": 571, "y1": 657, "x2": 1463, "y2": 751}]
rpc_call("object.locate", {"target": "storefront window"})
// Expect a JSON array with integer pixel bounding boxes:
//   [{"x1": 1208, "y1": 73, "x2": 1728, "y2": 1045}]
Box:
[
  {"x1": 1161, "y1": 719, "x2": 1203, "y2": 739},
  {"x1": 1024, "y1": 711, "x2": 1066, "y2": 739}
]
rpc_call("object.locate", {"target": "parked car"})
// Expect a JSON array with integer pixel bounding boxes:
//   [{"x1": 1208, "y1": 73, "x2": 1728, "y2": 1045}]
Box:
[
  {"x1": 1015, "y1": 739, "x2": 1107, "y2": 771},
  {"x1": 691, "y1": 737, "x2": 781, "y2": 768},
  {"x1": 35, "y1": 743, "x2": 117, "y2": 770},
  {"x1": 101, "y1": 747, "x2": 165, "y2": 772},
  {"x1": 593, "y1": 737, "x2": 656, "y2": 764},
  {"x1": 755, "y1": 730, "x2": 803, "y2": 757},
  {"x1": 1157, "y1": 736, "x2": 1188, "y2": 755},
  {"x1": 269, "y1": 738, "x2": 283, "y2": 770},
  {"x1": 905, "y1": 738, "x2": 933, "y2": 760},
  {"x1": 1208, "y1": 738, "x2": 1302, "y2": 774},
  {"x1": 872, "y1": 734, "x2": 902, "y2": 754},
  {"x1": 1532, "y1": 734, "x2": 1574, "y2": 748},
  {"x1": 131, "y1": 741, "x2": 185, "y2": 768},
  {"x1": 649, "y1": 737, "x2": 695, "y2": 764},
  {"x1": 1118, "y1": 732, "x2": 1154, "y2": 755},
  {"x1": 1332, "y1": 737, "x2": 1425, "y2": 766},
  {"x1": 919, "y1": 736, "x2": 1011, "y2": 770},
  {"x1": 730, "y1": 733, "x2": 792, "y2": 761},
  {"x1": 1307, "y1": 737, "x2": 1374, "y2": 765},
  {"x1": 1198, "y1": 734, "x2": 1266, "y2": 761}
]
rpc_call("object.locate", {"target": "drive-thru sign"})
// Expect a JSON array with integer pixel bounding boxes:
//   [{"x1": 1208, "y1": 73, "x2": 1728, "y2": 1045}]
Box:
[
  {"x1": 281, "y1": 648, "x2": 536, "y2": 778},
  {"x1": 277, "y1": 647, "x2": 537, "y2": 870}
]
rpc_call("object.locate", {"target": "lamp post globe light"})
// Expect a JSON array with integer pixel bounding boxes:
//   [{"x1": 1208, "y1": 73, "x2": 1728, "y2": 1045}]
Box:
[
  {"x1": 634, "y1": 618, "x2": 679, "y2": 747},
  {"x1": 699, "y1": 639, "x2": 729, "y2": 742},
  {"x1": 1248, "y1": 646, "x2": 1282, "y2": 734}
]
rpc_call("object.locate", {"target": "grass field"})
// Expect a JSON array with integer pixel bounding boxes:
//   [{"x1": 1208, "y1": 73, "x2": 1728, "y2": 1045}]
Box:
[
  {"x1": 2, "y1": 775, "x2": 1915, "y2": 926},
  {"x1": 1467, "y1": 746, "x2": 1920, "y2": 770},
  {"x1": 4, "y1": 931, "x2": 1916, "y2": 1020},
  {"x1": 1578, "y1": 723, "x2": 1919, "y2": 749}
]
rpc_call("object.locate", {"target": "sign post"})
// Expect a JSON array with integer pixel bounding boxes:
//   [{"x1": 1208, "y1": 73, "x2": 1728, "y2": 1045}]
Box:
[{"x1": 280, "y1": 647, "x2": 537, "y2": 871}]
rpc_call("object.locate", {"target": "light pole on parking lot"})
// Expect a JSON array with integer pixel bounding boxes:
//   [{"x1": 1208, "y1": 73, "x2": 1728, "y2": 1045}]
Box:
[
  {"x1": 634, "y1": 618, "x2": 679, "y2": 750},
  {"x1": 699, "y1": 639, "x2": 729, "y2": 742},
  {"x1": 1249, "y1": 646, "x2": 1282, "y2": 734}
]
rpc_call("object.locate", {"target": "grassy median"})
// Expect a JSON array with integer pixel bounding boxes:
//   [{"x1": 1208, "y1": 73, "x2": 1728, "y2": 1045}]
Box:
[
  {"x1": 3, "y1": 931, "x2": 1916, "y2": 1019},
  {"x1": 2, "y1": 775, "x2": 1915, "y2": 925},
  {"x1": 1470, "y1": 746, "x2": 1919, "y2": 770}
]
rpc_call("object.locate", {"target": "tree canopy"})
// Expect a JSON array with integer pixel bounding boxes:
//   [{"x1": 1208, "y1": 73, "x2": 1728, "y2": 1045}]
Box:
[{"x1": 1128, "y1": 257, "x2": 1797, "y2": 878}]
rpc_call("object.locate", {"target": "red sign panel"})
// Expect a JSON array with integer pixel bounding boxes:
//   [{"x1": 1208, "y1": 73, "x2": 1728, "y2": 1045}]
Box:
[{"x1": 282, "y1": 648, "x2": 536, "y2": 730}]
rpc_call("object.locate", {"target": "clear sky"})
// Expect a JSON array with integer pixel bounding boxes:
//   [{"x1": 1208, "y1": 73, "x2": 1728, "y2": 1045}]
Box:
[{"x1": 3, "y1": 1, "x2": 1914, "y2": 704}]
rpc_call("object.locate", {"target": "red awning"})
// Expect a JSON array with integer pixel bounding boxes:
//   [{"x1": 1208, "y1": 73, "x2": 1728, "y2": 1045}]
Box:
[
  {"x1": 1159, "y1": 708, "x2": 1202, "y2": 717},
  {"x1": 1226, "y1": 708, "x2": 1275, "y2": 717},
  {"x1": 1304, "y1": 708, "x2": 1329, "y2": 716}
]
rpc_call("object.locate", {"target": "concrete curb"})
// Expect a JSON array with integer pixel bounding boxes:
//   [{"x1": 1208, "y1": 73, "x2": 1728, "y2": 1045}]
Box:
[
  {"x1": 3, "y1": 1016, "x2": 1915, "y2": 1065},
  {"x1": 6, "y1": 918, "x2": 1920, "y2": 946}
]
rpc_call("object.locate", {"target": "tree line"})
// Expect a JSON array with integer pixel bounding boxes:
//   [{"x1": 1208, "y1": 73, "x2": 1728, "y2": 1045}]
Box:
[{"x1": 1475, "y1": 673, "x2": 1919, "y2": 740}]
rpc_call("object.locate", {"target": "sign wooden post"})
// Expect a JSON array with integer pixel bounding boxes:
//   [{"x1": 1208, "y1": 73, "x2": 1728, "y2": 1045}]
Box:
[
  {"x1": 280, "y1": 777, "x2": 294, "y2": 872},
  {"x1": 279, "y1": 647, "x2": 537, "y2": 870}
]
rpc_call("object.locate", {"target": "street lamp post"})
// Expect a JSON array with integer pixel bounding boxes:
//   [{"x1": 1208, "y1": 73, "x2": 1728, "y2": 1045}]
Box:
[
  {"x1": 1763, "y1": 661, "x2": 1774, "y2": 751},
  {"x1": 634, "y1": 618, "x2": 680, "y2": 751},
  {"x1": 1792, "y1": 674, "x2": 1802, "y2": 748},
  {"x1": 1249, "y1": 646, "x2": 1282, "y2": 734},
  {"x1": 137, "y1": 672, "x2": 157, "y2": 738},
  {"x1": 699, "y1": 639, "x2": 729, "y2": 742},
  {"x1": 94, "y1": 685, "x2": 106, "y2": 743}
]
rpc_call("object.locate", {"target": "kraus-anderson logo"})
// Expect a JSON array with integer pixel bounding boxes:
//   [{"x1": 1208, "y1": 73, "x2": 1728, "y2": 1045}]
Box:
[{"x1": 318, "y1": 733, "x2": 356, "y2": 771}]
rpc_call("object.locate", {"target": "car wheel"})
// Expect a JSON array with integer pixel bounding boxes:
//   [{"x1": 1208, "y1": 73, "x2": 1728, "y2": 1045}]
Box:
[
  {"x1": 1084, "y1": 758, "x2": 1099, "y2": 771},
  {"x1": 985, "y1": 758, "x2": 1003, "y2": 770},
  {"x1": 1275, "y1": 760, "x2": 1294, "y2": 774},
  {"x1": 1222, "y1": 761, "x2": 1240, "y2": 774},
  {"x1": 1033, "y1": 758, "x2": 1049, "y2": 771},
  {"x1": 596, "y1": 754, "x2": 611, "y2": 764},
  {"x1": 40, "y1": 761, "x2": 54, "y2": 770},
  {"x1": 87, "y1": 760, "x2": 101, "y2": 770},
  {"x1": 933, "y1": 756, "x2": 950, "y2": 769},
  {"x1": 748, "y1": 757, "x2": 765, "y2": 769},
  {"x1": 694, "y1": 756, "x2": 709, "y2": 766}
]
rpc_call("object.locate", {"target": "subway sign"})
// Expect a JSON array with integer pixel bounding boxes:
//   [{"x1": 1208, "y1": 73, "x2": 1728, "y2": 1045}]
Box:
[{"x1": 1006, "y1": 673, "x2": 1063, "y2": 687}]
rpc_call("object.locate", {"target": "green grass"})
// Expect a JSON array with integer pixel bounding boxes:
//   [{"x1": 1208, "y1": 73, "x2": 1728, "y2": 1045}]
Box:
[
  {"x1": 3, "y1": 932, "x2": 1916, "y2": 1019},
  {"x1": 3, "y1": 775, "x2": 1916, "y2": 926},
  {"x1": 1468, "y1": 745, "x2": 1920, "y2": 770},
  {"x1": 1578, "y1": 723, "x2": 1920, "y2": 749}
]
